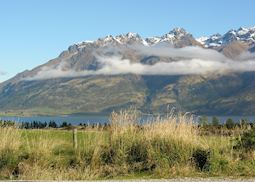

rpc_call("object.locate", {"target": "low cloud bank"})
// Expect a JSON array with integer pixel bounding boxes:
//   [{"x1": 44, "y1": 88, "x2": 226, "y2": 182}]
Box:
[{"x1": 25, "y1": 46, "x2": 255, "y2": 80}]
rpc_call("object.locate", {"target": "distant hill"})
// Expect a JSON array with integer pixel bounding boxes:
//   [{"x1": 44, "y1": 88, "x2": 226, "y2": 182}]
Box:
[{"x1": 1, "y1": 27, "x2": 255, "y2": 116}]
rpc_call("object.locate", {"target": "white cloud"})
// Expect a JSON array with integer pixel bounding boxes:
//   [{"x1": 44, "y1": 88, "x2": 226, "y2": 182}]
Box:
[
  {"x1": 237, "y1": 51, "x2": 255, "y2": 61},
  {"x1": 131, "y1": 45, "x2": 227, "y2": 61},
  {"x1": 24, "y1": 46, "x2": 255, "y2": 80}
]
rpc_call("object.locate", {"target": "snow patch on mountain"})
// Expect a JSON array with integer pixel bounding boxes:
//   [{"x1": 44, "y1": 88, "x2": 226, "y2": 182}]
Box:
[
  {"x1": 197, "y1": 27, "x2": 255, "y2": 48},
  {"x1": 70, "y1": 26, "x2": 255, "y2": 52}
]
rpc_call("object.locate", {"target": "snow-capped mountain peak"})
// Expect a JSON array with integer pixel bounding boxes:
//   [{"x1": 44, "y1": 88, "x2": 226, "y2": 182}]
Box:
[
  {"x1": 145, "y1": 37, "x2": 161, "y2": 45},
  {"x1": 115, "y1": 32, "x2": 142, "y2": 43},
  {"x1": 169, "y1": 27, "x2": 189, "y2": 36},
  {"x1": 237, "y1": 27, "x2": 249, "y2": 35},
  {"x1": 160, "y1": 27, "x2": 190, "y2": 43},
  {"x1": 196, "y1": 36, "x2": 209, "y2": 45},
  {"x1": 126, "y1": 32, "x2": 140, "y2": 38},
  {"x1": 71, "y1": 26, "x2": 255, "y2": 52},
  {"x1": 197, "y1": 26, "x2": 255, "y2": 48}
]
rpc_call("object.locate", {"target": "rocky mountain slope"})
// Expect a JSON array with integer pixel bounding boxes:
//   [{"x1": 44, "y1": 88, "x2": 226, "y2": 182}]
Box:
[{"x1": 0, "y1": 27, "x2": 255, "y2": 116}]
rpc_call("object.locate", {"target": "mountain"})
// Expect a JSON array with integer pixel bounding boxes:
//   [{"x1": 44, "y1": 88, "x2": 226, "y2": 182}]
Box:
[
  {"x1": 0, "y1": 27, "x2": 255, "y2": 116},
  {"x1": 196, "y1": 27, "x2": 255, "y2": 48}
]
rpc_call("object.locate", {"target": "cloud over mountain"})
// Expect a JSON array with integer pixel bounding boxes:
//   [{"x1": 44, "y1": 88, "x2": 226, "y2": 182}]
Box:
[{"x1": 25, "y1": 46, "x2": 255, "y2": 80}]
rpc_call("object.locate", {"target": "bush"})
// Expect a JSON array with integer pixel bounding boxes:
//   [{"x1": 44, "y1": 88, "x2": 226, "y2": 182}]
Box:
[
  {"x1": 100, "y1": 146, "x2": 115, "y2": 165},
  {"x1": 127, "y1": 142, "x2": 148, "y2": 164},
  {"x1": 210, "y1": 157, "x2": 229, "y2": 173},
  {"x1": 234, "y1": 127, "x2": 255, "y2": 152},
  {"x1": 151, "y1": 139, "x2": 182, "y2": 165},
  {"x1": 192, "y1": 149, "x2": 210, "y2": 171},
  {"x1": 0, "y1": 149, "x2": 22, "y2": 178}
]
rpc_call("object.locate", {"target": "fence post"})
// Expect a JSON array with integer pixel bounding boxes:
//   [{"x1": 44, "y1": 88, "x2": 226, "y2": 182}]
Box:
[{"x1": 73, "y1": 128, "x2": 78, "y2": 150}]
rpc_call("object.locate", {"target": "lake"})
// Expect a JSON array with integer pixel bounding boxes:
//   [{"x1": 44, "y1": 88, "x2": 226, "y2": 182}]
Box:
[
  {"x1": 1, "y1": 114, "x2": 255, "y2": 125},
  {"x1": 0, "y1": 115, "x2": 109, "y2": 125}
]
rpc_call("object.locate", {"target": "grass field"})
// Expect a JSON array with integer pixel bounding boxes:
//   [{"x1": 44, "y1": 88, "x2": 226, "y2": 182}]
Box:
[{"x1": 0, "y1": 109, "x2": 255, "y2": 180}]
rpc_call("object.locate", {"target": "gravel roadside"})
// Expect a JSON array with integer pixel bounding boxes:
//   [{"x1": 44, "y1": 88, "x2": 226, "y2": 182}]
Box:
[
  {"x1": 2, "y1": 179, "x2": 254, "y2": 182},
  {"x1": 89, "y1": 179, "x2": 254, "y2": 182}
]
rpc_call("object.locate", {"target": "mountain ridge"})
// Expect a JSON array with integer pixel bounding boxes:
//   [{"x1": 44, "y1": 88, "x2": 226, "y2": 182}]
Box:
[
  {"x1": 1, "y1": 26, "x2": 255, "y2": 116},
  {"x1": 67, "y1": 26, "x2": 255, "y2": 49}
]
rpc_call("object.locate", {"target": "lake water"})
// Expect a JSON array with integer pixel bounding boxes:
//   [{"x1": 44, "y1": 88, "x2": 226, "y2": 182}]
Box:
[
  {"x1": 0, "y1": 115, "x2": 255, "y2": 125},
  {"x1": 0, "y1": 115, "x2": 109, "y2": 125}
]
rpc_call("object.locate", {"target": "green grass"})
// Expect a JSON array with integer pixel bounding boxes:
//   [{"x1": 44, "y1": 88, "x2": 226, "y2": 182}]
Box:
[
  {"x1": 20, "y1": 129, "x2": 109, "y2": 150},
  {"x1": 0, "y1": 109, "x2": 255, "y2": 180}
]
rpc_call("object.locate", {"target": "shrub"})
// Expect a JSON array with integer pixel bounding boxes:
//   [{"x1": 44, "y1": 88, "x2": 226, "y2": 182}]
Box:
[
  {"x1": 0, "y1": 149, "x2": 20, "y2": 170},
  {"x1": 192, "y1": 149, "x2": 210, "y2": 171},
  {"x1": 234, "y1": 127, "x2": 255, "y2": 152},
  {"x1": 127, "y1": 142, "x2": 148, "y2": 164},
  {"x1": 210, "y1": 157, "x2": 229, "y2": 173},
  {"x1": 100, "y1": 146, "x2": 115, "y2": 165}
]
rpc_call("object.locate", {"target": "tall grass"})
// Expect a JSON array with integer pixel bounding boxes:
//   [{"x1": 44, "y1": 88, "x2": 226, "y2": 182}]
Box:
[
  {"x1": 108, "y1": 109, "x2": 205, "y2": 177},
  {"x1": 0, "y1": 126, "x2": 22, "y2": 179},
  {"x1": 0, "y1": 126, "x2": 21, "y2": 151},
  {"x1": 0, "y1": 108, "x2": 254, "y2": 179}
]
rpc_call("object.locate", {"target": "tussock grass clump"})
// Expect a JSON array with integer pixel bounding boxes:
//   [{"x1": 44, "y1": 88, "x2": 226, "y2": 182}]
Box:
[
  {"x1": 106, "y1": 109, "x2": 205, "y2": 176},
  {"x1": 0, "y1": 126, "x2": 22, "y2": 179},
  {"x1": 0, "y1": 126, "x2": 21, "y2": 151}
]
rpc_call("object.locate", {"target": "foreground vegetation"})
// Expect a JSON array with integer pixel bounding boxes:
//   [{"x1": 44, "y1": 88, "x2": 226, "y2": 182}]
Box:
[{"x1": 0, "y1": 109, "x2": 255, "y2": 180}]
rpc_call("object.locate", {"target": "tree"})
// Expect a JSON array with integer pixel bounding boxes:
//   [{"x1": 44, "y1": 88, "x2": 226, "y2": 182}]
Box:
[
  {"x1": 21, "y1": 122, "x2": 30, "y2": 129},
  {"x1": 49, "y1": 121, "x2": 58, "y2": 128},
  {"x1": 211, "y1": 116, "x2": 220, "y2": 127},
  {"x1": 225, "y1": 118, "x2": 235, "y2": 129},
  {"x1": 60, "y1": 121, "x2": 68, "y2": 128}
]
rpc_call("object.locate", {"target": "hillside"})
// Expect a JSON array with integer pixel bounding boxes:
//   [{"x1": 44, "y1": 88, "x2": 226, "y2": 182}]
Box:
[{"x1": 0, "y1": 27, "x2": 255, "y2": 116}]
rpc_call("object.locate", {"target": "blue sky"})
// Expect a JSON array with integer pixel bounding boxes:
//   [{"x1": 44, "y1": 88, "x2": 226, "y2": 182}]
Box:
[{"x1": 0, "y1": 0, "x2": 255, "y2": 82}]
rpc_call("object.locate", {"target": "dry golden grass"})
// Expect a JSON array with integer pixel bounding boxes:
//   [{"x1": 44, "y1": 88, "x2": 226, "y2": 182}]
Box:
[
  {"x1": 0, "y1": 126, "x2": 21, "y2": 151},
  {"x1": 0, "y1": 108, "x2": 253, "y2": 179},
  {"x1": 143, "y1": 113, "x2": 198, "y2": 144},
  {"x1": 110, "y1": 108, "x2": 203, "y2": 148}
]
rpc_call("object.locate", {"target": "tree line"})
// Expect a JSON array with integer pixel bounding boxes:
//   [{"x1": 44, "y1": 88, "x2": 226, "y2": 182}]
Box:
[
  {"x1": 198, "y1": 116, "x2": 254, "y2": 129},
  {"x1": 0, "y1": 120, "x2": 110, "y2": 129},
  {"x1": 1, "y1": 116, "x2": 254, "y2": 130}
]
